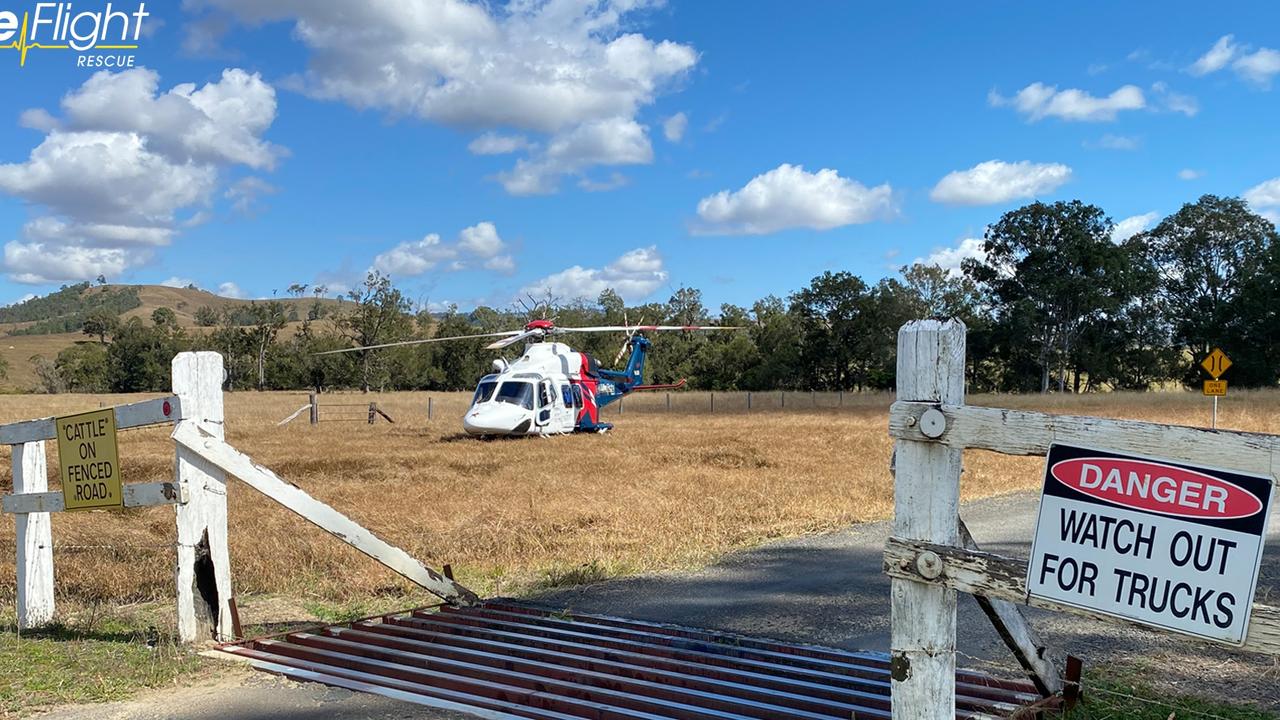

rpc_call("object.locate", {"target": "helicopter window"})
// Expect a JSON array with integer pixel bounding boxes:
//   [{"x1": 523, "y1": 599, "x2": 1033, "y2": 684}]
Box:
[
  {"x1": 494, "y1": 381, "x2": 534, "y2": 410},
  {"x1": 472, "y1": 380, "x2": 497, "y2": 405},
  {"x1": 562, "y1": 385, "x2": 574, "y2": 407},
  {"x1": 572, "y1": 386, "x2": 583, "y2": 406},
  {"x1": 539, "y1": 381, "x2": 554, "y2": 408}
]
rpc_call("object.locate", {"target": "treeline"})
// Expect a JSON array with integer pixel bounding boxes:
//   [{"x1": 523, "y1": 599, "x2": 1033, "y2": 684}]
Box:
[
  {"x1": 27, "y1": 193, "x2": 1280, "y2": 395},
  {"x1": 3, "y1": 280, "x2": 142, "y2": 336}
]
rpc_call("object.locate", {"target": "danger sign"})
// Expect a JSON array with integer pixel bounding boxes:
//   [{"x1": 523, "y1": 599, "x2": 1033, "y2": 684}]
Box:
[
  {"x1": 1028, "y1": 443, "x2": 1272, "y2": 644},
  {"x1": 56, "y1": 408, "x2": 123, "y2": 511}
]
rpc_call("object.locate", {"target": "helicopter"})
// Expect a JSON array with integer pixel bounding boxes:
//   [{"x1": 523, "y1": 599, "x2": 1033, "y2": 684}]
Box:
[{"x1": 317, "y1": 319, "x2": 738, "y2": 436}]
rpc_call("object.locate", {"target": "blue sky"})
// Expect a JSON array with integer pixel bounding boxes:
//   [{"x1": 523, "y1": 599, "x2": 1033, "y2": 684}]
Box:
[{"x1": 0, "y1": 1, "x2": 1277, "y2": 312}]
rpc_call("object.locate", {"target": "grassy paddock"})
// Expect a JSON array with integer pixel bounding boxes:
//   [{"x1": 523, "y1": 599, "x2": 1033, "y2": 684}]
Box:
[{"x1": 1, "y1": 389, "x2": 1278, "y2": 717}]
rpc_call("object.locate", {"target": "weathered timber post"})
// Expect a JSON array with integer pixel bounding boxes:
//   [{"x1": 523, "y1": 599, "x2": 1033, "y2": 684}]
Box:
[
  {"x1": 368, "y1": 402, "x2": 376, "y2": 425},
  {"x1": 14, "y1": 441, "x2": 53, "y2": 629},
  {"x1": 891, "y1": 319, "x2": 965, "y2": 720},
  {"x1": 666, "y1": 393, "x2": 671, "y2": 412},
  {"x1": 747, "y1": 392, "x2": 752, "y2": 411},
  {"x1": 781, "y1": 391, "x2": 785, "y2": 409},
  {"x1": 173, "y1": 352, "x2": 235, "y2": 643},
  {"x1": 427, "y1": 397, "x2": 433, "y2": 421},
  {"x1": 710, "y1": 393, "x2": 715, "y2": 413},
  {"x1": 308, "y1": 392, "x2": 318, "y2": 425}
]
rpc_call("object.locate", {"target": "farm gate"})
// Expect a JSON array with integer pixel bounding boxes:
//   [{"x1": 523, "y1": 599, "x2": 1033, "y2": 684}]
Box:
[
  {"x1": 887, "y1": 319, "x2": 1280, "y2": 719},
  {"x1": 276, "y1": 392, "x2": 394, "y2": 426},
  {"x1": 3, "y1": 352, "x2": 472, "y2": 641}
]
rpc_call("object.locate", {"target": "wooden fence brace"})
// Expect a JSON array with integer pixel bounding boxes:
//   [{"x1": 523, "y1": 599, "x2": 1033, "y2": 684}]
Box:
[
  {"x1": 173, "y1": 351, "x2": 236, "y2": 643},
  {"x1": 14, "y1": 440, "x2": 52, "y2": 629},
  {"x1": 959, "y1": 518, "x2": 1061, "y2": 696},
  {"x1": 171, "y1": 421, "x2": 478, "y2": 606},
  {"x1": 891, "y1": 319, "x2": 965, "y2": 720},
  {"x1": 309, "y1": 392, "x2": 319, "y2": 425}
]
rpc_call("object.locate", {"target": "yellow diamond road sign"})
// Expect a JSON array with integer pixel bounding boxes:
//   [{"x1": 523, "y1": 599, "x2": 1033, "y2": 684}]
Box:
[
  {"x1": 1201, "y1": 348, "x2": 1231, "y2": 380},
  {"x1": 57, "y1": 408, "x2": 122, "y2": 511}
]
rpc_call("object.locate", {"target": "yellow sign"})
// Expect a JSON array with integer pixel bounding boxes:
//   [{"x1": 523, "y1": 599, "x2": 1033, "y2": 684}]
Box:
[
  {"x1": 1201, "y1": 348, "x2": 1232, "y2": 379},
  {"x1": 1204, "y1": 380, "x2": 1228, "y2": 397},
  {"x1": 56, "y1": 408, "x2": 122, "y2": 510}
]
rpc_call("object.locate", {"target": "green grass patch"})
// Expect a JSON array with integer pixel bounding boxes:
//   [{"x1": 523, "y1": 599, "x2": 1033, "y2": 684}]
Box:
[
  {"x1": 0, "y1": 620, "x2": 208, "y2": 717},
  {"x1": 1054, "y1": 670, "x2": 1276, "y2": 719}
]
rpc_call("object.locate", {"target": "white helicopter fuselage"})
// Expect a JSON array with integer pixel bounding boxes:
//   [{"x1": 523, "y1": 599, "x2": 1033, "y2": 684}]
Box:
[{"x1": 462, "y1": 342, "x2": 595, "y2": 436}]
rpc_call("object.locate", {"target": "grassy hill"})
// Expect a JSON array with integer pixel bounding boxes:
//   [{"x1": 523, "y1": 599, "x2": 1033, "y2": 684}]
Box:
[{"x1": 0, "y1": 284, "x2": 342, "y2": 391}]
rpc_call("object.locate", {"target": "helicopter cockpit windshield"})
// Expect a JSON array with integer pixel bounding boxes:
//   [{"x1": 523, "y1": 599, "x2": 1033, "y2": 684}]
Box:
[
  {"x1": 471, "y1": 378, "x2": 498, "y2": 406},
  {"x1": 493, "y1": 381, "x2": 535, "y2": 411}
]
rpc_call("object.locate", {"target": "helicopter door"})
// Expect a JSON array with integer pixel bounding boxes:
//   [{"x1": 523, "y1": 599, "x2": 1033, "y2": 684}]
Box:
[{"x1": 535, "y1": 380, "x2": 554, "y2": 427}]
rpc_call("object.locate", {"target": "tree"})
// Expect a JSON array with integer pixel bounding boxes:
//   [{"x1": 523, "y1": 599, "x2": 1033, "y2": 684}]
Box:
[
  {"x1": 334, "y1": 272, "x2": 414, "y2": 392},
  {"x1": 151, "y1": 306, "x2": 178, "y2": 329},
  {"x1": 964, "y1": 201, "x2": 1134, "y2": 393},
  {"x1": 193, "y1": 305, "x2": 219, "y2": 327},
  {"x1": 245, "y1": 301, "x2": 288, "y2": 390},
  {"x1": 790, "y1": 271, "x2": 870, "y2": 389},
  {"x1": 81, "y1": 309, "x2": 119, "y2": 344},
  {"x1": 1138, "y1": 195, "x2": 1279, "y2": 385}
]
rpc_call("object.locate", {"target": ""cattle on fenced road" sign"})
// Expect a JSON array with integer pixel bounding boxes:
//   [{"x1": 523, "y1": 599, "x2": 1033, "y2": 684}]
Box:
[
  {"x1": 1028, "y1": 443, "x2": 1272, "y2": 645},
  {"x1": 56, "y1": 408, "x2": 122, "y2": 511}
]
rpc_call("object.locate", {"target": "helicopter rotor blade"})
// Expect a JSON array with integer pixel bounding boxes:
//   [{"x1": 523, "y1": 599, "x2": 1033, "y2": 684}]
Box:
[
  {"x1": 557, "y1": 325, "x2": 742, "y2": 333},
  {"x1": 312, "y1": 330, "x2": 523, "y2": 356},
  {"x1": 485, "y1": 328, "x2": 544, "y2": 350}
]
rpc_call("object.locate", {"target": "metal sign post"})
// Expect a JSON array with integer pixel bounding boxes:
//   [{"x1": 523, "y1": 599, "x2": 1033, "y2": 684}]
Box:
[{"x1": 1201, "y1": 348, "x2": 1231, "y2": 429}]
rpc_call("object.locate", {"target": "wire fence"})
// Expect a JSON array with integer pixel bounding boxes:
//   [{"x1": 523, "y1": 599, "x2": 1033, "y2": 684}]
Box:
[{"x1": 599, "y1": 390, "x2": 891, "y2": 416}]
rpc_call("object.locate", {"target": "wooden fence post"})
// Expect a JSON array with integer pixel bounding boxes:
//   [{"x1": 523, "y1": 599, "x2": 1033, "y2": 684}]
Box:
[
  {"x1": 14, "y1": 441, "x2": 53, "y2": 629},
  {"x1": 309, "y1": 392, "x2": 318, "y2": 425},
  {"x1": 368, "y1": 402, "x2": 376, "y2": 425},
  {"x1": 891, "y1": 319, "x2": 965, "y2": 720},
  {"x1": 173, "y1": 352, "x2": 235, "y2": 643},
  {"x1": 428, "y1": 397, "x2": 433, "y2": 421},
  {"x1": 710, "y1": 393, "x2": 715, "y2": 413},
  {"x1": 747, "y1": 392, "x2": 752, "y2": 411}
]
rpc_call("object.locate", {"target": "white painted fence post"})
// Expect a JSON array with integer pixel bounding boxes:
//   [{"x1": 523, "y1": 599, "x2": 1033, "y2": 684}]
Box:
[
  {"x1": 14, "y1": 441, "x2": 53, "y2": 629},
  {"x1": 173, "y1": 352, "x2": 235, "y2": 643},
  {"x1": 891, "y1": 319, "x2": 965, "y2": 720}
]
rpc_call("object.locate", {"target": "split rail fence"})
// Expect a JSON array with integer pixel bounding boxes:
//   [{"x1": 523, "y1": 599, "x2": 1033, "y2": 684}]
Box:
[
  {"x1": 4, "y1": 352, "x2": 474, "y2": 642},
  {"x1": 887, "y1": 319, "x2": 1280, "y2": 719}
]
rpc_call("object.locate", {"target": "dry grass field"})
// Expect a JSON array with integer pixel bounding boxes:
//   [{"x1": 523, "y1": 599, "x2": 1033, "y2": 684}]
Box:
[{"x1": 2, "y1": 387, "x2": 1279, "y2": 628}]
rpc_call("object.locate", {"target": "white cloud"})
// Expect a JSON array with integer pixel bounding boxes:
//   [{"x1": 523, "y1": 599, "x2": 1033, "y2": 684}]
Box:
[
  {"x1": 1151, "y1": 82, "x2": 1199, "y2": 116},
  {"x1": 217, "y1": 281, "x2": 245, "y2": 299},
  {"x1": 578, "y1": 172, "x2": 629, "y2": 192},
  {"x1": 457, "y1": 221, "x2": 504, "y2": 258},
  {"x1": 161, "y1": 276, "x2": 197, "y2": 288},
  {"x1": 694, "y1": 163, "x2": 894, "y2": 235},
  {"x1": 1234, "y1": 48, "x2": 1280, "y2": 87},
  {"x1": 371, "y1": 221, "x2": 513, "y2": 277},
  {"x1": 930, "y1": 160, "x2": 1072, "y2": 206},
  {"x1": 520, "y1": 246, "x2": 667, "y2": 302},
  {"x1": 0, "y1": 68, "x2": 280, "y2": 284},
  {"x1": 1187, "y1": 35, "x2": 1280, "y2": 88},
  {"x1": 467, "y1": 133, "x2": 531, "y2": 155},
  {"x1": 498, "y1": 117, "x2": 652, "y2": 195},
  {"x1": 188, "y1": 0, "x2": 697, "y2": 194},
  {"x1": 18, "y1": 108, "x2": 59, "y2": 132},
  {"x1": 1088, "y1": 134, "x2": 1141, "y2": 150},
  {"x1": 1111, "y1": 212, "x2": 1159, "y2": 243},
  {"x1": 662, "y1": 112, "x2": 688, "y2": 142},
  {"x1": 1189, "y1": 35, "x2": 1238, "y2": 75},
  {"x1": 225, "y1": 176, "x2": 278, "y2": 214},
  {"x1": 1177, "y1": 168, "x2": 1202, "y2": 181},
  {"x1": 989, "y1": 82, "x2": 1145, "y2": 122},
  {"x1": 912, "y1": 238, "x2": 986, "y2": 277},
  {"x1": 1245, "y1": 178, "x2": 1280, "y2": 221}
]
